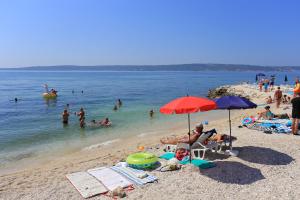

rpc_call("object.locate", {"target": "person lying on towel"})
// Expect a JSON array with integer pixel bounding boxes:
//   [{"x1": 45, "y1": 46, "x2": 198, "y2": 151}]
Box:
[{"x1": 257, "y1": 106, "x2": 290, "y2": 120}]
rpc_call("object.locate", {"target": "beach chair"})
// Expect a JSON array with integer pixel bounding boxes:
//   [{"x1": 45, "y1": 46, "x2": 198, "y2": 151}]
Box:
[{"x1": 190, "y1": 130, "x2": 220, "y2": 160}]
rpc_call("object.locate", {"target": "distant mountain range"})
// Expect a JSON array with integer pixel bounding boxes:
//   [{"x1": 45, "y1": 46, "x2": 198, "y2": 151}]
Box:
[{"x1": 2, "y1": 64, "x2": 300, "y2": 71}]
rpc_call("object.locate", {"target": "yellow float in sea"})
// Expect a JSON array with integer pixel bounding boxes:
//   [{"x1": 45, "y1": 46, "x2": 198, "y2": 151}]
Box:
[{"x1": 43, "y1": 92, "x2": 57, "y2": 99}]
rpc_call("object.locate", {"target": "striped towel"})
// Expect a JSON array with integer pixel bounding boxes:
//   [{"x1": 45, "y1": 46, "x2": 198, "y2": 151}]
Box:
[{"x1": 111, "y1": 166, "x2": 158, "y2": 186}]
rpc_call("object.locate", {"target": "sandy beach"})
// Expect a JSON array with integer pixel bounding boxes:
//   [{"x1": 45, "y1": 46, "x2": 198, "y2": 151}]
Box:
[{"x1": 1, "y1": 83, "x2": 300, "y2": 200}]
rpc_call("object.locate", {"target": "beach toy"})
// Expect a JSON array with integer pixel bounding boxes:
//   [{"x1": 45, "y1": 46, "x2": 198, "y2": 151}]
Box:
[
  {"x1": 137, "y1": 146, "x2": 145, "y2": 151},
  {"x1": 126, "y1": 152, "x2": 158, "y2": 169},
  {"x1": 242, "y1": 117, "x2": 253, "y2": 125},
  {"x1": 43, "y1": 92, "x2": 57, "y2": 99}
]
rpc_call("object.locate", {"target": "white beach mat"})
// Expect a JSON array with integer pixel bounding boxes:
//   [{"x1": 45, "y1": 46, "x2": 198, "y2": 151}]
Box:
[
  {"x1": 66, "y1": 171, "x2": 108, "y2": 198},
  {"x1": 87, "y1": 167, "x2": 133, "y2": 191}
]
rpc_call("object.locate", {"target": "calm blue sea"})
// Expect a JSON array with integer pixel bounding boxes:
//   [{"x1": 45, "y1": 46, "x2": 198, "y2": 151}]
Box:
[{"x1": 0, "y1": 70, "x2": 297, "y2": 169}]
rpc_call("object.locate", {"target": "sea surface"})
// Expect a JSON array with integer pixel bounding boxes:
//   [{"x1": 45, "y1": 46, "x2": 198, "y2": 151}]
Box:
[{"x1": 0, "y1": 70, "x2": 297, "y2": 171}]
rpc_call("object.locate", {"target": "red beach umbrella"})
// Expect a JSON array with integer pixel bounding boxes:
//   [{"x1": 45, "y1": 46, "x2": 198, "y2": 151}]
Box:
[{"x1": 160, "y1": 96, "x2": 217, "y2": 162}]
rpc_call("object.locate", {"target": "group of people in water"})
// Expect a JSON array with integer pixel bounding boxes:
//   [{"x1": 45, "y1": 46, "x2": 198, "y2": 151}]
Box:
[{"x1": 62, "y1": 106, "x2": 112, "y2": 128}]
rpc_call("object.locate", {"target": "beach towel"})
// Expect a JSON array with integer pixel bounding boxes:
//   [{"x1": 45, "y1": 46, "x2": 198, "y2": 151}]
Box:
[
  {"x1": 247, "y1": 122, "x2": 291, "y2": 134},
  {"x1": 66, "y1": 171, "x2": 108, "y2": 198},
  {"x1": 159, "y1": 152, "x2": 215, "y2": 169},
  {"x1": 87, "y1": 167, "x2": 133, "y2": 191},
  {"x1": 111, "y1": 166, "x2": 158, "y2": 186}
]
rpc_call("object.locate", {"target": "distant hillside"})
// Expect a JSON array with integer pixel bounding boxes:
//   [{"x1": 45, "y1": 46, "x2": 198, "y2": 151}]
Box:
[{"x1": 2, "y1": 64, "x2": 300, "y2": 71}]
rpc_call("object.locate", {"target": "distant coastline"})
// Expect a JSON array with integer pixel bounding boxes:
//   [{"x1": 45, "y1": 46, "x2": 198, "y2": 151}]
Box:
[{"x1": 1, "y1": 63, "x2": 300, "y2": 71}]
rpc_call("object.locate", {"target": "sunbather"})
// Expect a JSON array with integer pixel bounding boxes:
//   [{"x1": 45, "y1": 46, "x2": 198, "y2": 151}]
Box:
[
  {"x1": 160, "y1": 124, "x2": 231, "y2": 145},
  {"x1": 160, "y1": 124, "x2": 203, "y2": 145},
  {"x1": 258, "y1": 106, "x2": 290, "y2": 120},
  {"x1": 266, "y1": 96, "x2": 273, "y2": 104},
  {"x1": 257, "y1": 106, "x2": 275, "y2": 120}
]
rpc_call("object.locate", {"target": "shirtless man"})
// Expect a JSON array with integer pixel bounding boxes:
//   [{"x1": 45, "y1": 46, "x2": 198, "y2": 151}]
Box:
[
  {"x1": 62, "y1": 109, "x2": 69, "y2": 124},
  {"x1": 274, "y1": 87, "x2": 282, "y2": 108}
]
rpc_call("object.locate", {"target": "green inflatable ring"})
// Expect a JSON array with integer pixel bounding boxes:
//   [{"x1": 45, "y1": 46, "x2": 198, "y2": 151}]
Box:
[{"x1": 126, "y1": 152, "x2": 158, "y2": 169}]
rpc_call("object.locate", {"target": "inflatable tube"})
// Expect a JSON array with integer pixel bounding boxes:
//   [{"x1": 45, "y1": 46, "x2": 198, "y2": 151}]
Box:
[
  {"x1": 126, "y1": 152, "x2": 158, "y2": 169},
  {"x1": 294, "y1": 83, "x2": 300, "y2": 93},
  {"x1": 242, "y1": 117, "x2": 253, "y2": 125},
  {"x1": 43, "y1": 93, "x2": 57, "y2": 99}
]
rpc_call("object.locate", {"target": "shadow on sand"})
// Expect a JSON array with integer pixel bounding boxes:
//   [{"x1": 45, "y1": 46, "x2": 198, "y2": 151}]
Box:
[
  {"x1": 235, "y1": 146, "x2": 294, "y2": 165},
  {"x1": 201, "y1": 161, "x2": 265, "y2": 185}
]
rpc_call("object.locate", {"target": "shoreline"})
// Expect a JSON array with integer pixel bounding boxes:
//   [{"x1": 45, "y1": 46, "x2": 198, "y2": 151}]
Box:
[{"x1": 1, "y1": 83, "x2": 299, "y2": 200}]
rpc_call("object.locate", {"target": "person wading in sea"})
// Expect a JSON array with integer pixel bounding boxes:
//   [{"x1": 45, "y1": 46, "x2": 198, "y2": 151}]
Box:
[{"x1": 77, "y1": 107, "x2": 85, "y2": 128}]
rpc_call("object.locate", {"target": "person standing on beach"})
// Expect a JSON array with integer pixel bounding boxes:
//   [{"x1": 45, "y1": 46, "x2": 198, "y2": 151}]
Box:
[
  {"x1": 274, "y1": 87, "x2": 282, "y2": 108},
  {"x1": 291, "y1": 93, "x2": 300, "y2": 135},
  {"x1": 77, "y1": 107, "x2": 85, "y2": 128},
  {"x1": 264, "y1": 79, "x2": 269, "y2": 92},
  {"x1": 258, "y1": 80, "x2": 263, "y2": 92},
  {"x1": 270, "y1": 76, "x2": 275, "y2": 90},
  {"x1": 62, "y1": 109, "x2": 70, "y2": 125}
]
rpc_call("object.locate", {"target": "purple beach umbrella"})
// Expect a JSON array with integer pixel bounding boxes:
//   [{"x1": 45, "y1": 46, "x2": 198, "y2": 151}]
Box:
[{"x1": 214, "y1": 96, "x2": 257, "y2": 156}]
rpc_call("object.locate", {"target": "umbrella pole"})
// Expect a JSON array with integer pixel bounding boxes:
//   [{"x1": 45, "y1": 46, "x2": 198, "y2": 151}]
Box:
[
  {"x1": 188, "y1": 113, "x2": 191, "y2": 163},
  {"x1": 228, "y1": 109, "x2": 232, "y2": 150}
]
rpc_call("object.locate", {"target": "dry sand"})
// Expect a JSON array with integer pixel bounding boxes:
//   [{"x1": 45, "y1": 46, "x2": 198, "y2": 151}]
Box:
[{"x1": 1, "y1": 84, "x2": 300, "y2": 200}]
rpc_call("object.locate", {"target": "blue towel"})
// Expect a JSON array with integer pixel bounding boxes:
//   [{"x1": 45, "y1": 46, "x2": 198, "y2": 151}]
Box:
[{"x1": 159, "y1": 153, "x2": 215, "y2": 169}]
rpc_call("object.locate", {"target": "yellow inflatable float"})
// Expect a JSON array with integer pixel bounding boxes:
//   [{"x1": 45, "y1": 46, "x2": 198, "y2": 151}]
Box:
[{"x1": 43, "y1": 92, "x2": 57, "y2": 99}]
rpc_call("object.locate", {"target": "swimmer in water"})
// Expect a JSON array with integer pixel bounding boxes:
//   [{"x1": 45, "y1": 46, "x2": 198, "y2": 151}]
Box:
[
  {"x1": 77, "y1": 107, "x2": 85, "y2": 128},
  {"x1": 100, "y1": 117, "x2": 111, "y2": 127},
  {"x1": 117, "y1": 99, "x2": 122, "y2": 107},
  {"x1": 113, "y1": 104, "x2": 118, "y2": 111},
  {"x1": 149, "y1": 109, "x2": 154, "y2": 118},
  {"x1": 62, "y1": 109, "x2": 70, "y2": 124}
]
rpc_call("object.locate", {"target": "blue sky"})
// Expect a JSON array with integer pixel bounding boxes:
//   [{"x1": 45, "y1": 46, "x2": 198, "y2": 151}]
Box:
[{"x1": 0, "y1": 0, "x2": 299, "y2": 67}]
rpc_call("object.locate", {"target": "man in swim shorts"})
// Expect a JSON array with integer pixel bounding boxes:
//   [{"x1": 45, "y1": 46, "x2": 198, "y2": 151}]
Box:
[
  {"x1": 291, "y1": 93, "x2": 300, "y2": 135},
  {"x1": 274, "y1": 87, "x2": 282, "y2": 108},
  {"x1": 62, "y1": 109, "x2": 69, "y2": 124}
]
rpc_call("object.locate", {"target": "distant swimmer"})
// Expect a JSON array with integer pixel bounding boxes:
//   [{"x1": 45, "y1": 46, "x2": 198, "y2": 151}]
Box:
[
  {"x1": 66, "y1": 103, "x2": 70, "y2": 109},
  {"x1": 117, "y1": 99, "x2": 122, "y2": 107},
  {"x1": 10, "y1": 97, "x2": 21, "y2": 102},
  {"x1": 62, "y1": 109, "x2": 70, "y2": 124},
  {"x1": 149, "y1": 109, "x2": 154, "y2": 118},
  {"x1": 81, "y1": 90, "x2": 84, "y2": 94},
  {"x1": 72, "y1": 89, "x2": 74, "y2": 94},
  {"x1": 113, "y1": 104, "x2": 118, "y2": 111},
  {"x1": 77, "y1": 107, "x2": 85, "y2": 128}
]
